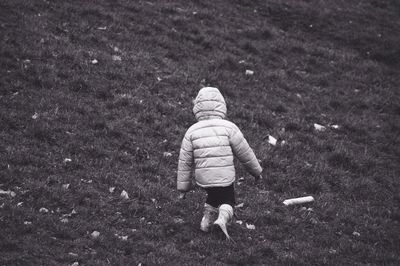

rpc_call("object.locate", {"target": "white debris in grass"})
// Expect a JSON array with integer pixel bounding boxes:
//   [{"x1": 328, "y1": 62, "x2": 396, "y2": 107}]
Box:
[
  {"x1": 71, "y1": 262, "x2": 79, "y2": 266},
  {"x1": 109, "y1": 187, "x2": 115, "y2": 193},
  {"x1": 268, "y1": 135, "x2": 277, "y2": 146},
  {"x1": 39, "y1": 207, "x2": 49, "y2": 213},
  {"x1": 120, "y1": 190, "x2": 129, "y2": 200},
  {"x1": 62, "y1": 184, "x2": 70, "y2": 190},
  {"x1": 236, "y1": 220, "x2": 243, "y2": 225},
  {"x1": 0, "y1": 189, "x2": 16, "y2": 197},
  {"x1": 32, "y1": 112, "x2": 39, "y2": 119},
  {"x1": 314, "y1": 123, "x2": 326, "y2": 131},
  {"x1": 114, "y1": 234, "x2": 128, "y2": 241},
  {"x1": 97, "y1": 26, "x2": 107, "y2": 30},
  {"x1": 17, "y1": 202, "x2": 23, "y2": 207},
  {"x1": 235, "y1": 203, "x2": 244, "y2": 208},
  {"x1": 24, "y1": 221, "x2": 32, "y2": 225},
  {"x1": 245, "y1": 69, "x2": 254, "y2": 75},
  {"x1": 352, "y1": 231, "x2": 361, "y2": 237},
  {"x1": 91, "y1": 231, "x2": 100, "y2": 239},
  {"x1": 68, "y1": 252, "x2": 78, "y2": 257},
  {"x1": 91, "y1": 59, "x2": 98, "y2": 64},
  {"x1": 112, "y1": 55, "x2": 122, "y2": 61},
  {"x1": 60, "y1": 218, "x2": 69, "y2": 224},
  {"x1": 163, "y1": 152, "x2": 172, "y2": 158},
  {"x1": 331, "y1": 124, "x2": 340, "y2": 129},
  {"x1": 246, "y1": 223, "x2": 256, "y2": 230},
  {"x1": 64, "y1": 158, "x2": 72, "y2": 163}
]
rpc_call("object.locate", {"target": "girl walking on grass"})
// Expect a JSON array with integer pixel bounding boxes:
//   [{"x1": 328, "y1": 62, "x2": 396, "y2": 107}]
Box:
[{"x1": 177, "y1": 87, "x2": 263, "y2": 239}]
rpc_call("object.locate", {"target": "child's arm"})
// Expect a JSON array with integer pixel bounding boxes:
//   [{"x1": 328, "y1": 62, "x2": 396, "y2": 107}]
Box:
[
  {"x1": 229, "y1": 125, "x2": 263, "y2": 178},
  {"x1": 177, "y1": 131, "x2": 193, "y2": 192}
]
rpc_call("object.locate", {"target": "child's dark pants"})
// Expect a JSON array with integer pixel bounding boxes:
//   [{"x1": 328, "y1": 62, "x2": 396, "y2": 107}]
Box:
[{"x1": 204, "y1": 184, "x2": 235, "y2": 208}]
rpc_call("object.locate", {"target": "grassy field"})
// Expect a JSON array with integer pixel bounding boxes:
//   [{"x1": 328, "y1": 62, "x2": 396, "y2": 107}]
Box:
[{"x1": 1, "y1": 0, "x2": 399, "y2": 265}]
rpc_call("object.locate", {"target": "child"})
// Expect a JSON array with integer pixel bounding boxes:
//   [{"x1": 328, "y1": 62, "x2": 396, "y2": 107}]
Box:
[{"x1": 177, "y1": 87, "x2": 263, "y2": 239}]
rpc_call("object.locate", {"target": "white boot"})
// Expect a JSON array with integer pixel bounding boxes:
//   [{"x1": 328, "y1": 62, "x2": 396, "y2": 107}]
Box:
[
  {"x1": 200, "y1": 203, "x2": 218, "y2": 232},
  {"x1": 213, "y1": 204, "x2": 233, "y2": 240}
]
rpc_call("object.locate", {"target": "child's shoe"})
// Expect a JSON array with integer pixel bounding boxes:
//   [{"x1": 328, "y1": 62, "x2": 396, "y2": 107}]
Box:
[
  {"x1": 213, "y1": 204, "x2": 233, "y2": 240},
  {"x1": 200, "y1": 203, "x2": 218, "y2": 232}
]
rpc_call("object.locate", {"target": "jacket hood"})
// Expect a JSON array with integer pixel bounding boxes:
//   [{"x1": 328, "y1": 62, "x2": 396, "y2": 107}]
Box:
[{"x1": 193, "y1": 87, "x2": 227, "y2": 121}]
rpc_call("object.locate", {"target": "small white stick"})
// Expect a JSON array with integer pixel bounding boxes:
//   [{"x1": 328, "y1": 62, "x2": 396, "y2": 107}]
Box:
[{"x1": 283, "y1": 196, "x2": 314, "y2": 206}]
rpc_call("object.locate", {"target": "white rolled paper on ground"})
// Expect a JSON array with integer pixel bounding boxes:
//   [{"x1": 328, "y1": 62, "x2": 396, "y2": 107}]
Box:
[{"x1": 283, "y1": 196, "x2": 314, "y2": 206}]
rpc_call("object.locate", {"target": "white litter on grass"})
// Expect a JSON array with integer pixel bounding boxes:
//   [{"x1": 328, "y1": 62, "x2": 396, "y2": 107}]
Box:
[
  {"x1": 268, "y1": 135, "x2": 277, "y2": 146},
  {"x1": 331, "y1": 124, "x2": 340, "y2": 129},
  {"x1": 163, "y1": 152, "x2": 172, "y2": 158},
  {"x1": 120, "y1": 190, "x2": 129, "y2": 200},
  {"x1": 39, "y1": 207, "x2": 49, "y2": 213},
  {"x1": 97, "y1": 26, "x2": 107, "y2": 30},
  {"x1": 115, "y1": 234, "x2": 128, "y2": 241},
  {"x1": 68, "y1": 252, "x2": 78, "y2": 257},
  {"x1": 91, "y1": 59, "x2": 98, "y2": 64},
  {"x1": 62, "y1": 184, "x2": 70, "y2": 190},
  {"x1": 314, "y1": 123, "x2": 326, "y2": 131},
  {"x1": 352, "y1": 231, "x2": 361, "y2": 237},
  {"x1": 112, "y1": 55, "x2": 122, "y2": 61},
  {"x1": 32, "y1": 112, "x2": 39, "y2": 119},
  {"x1": 60, "y1": 218, "x2": 69, "y2": 224},
  {"x1": 245, "y1": 69, "x2": 254, "y2": 75},
  {"x1": 17, "y1": 202, "x2": 23, "y2": 207},
  {"x1": 71, "y1": 262, "x2": 79, "y2": 266},
  {"x1": 239, "y1": 60, "x2": 246, "y2": 64},
  {"x1": 64, "y1": 158, "x2": 72, "y2": 163},
  {"x1": 283, "y1": 196, "x2": 314, "y2": 206},
  {"x1": 91, "y1": 231, "x2": 100, "y2": 239},
  {"x1": 235, "y1": 203, "x2": 244, "y2": 208},
  {"x1": 281, "y1": 140, "x2": 287, "y2": 146},
  {"x1": 236, "y1": 220, "x2": 243, "y2": 225},
  {"x1": 24, "y1": 221, "x2": 32, "y2": 225},
  {"x1": 246, "y1": 223, "x2": 256, "y2": 230},
  {"x1": 0, "y1": 189, "x2": 16, "y2": 197},
  {"x1": 109, "y1": 187, "x2": 115, "y2": 193}
]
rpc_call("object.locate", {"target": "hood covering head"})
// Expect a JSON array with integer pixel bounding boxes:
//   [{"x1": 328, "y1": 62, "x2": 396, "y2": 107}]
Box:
[{"x1": 193, "y1": 87, "x2": 227, "y2": 121}]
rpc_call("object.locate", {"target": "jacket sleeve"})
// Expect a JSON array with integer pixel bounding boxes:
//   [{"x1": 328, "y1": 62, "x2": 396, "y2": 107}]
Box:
[
  {"x1": 229, "y1": 125, "x2": 262, "y2": 178},
  {"x1": 177, "y1": 131, "x2": 193, "y2": 192}
]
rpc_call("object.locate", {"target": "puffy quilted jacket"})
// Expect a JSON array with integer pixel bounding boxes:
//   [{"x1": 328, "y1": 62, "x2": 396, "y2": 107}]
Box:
[{"x1": 177, "y1": 87, "x2": 262, "y2": 191}]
